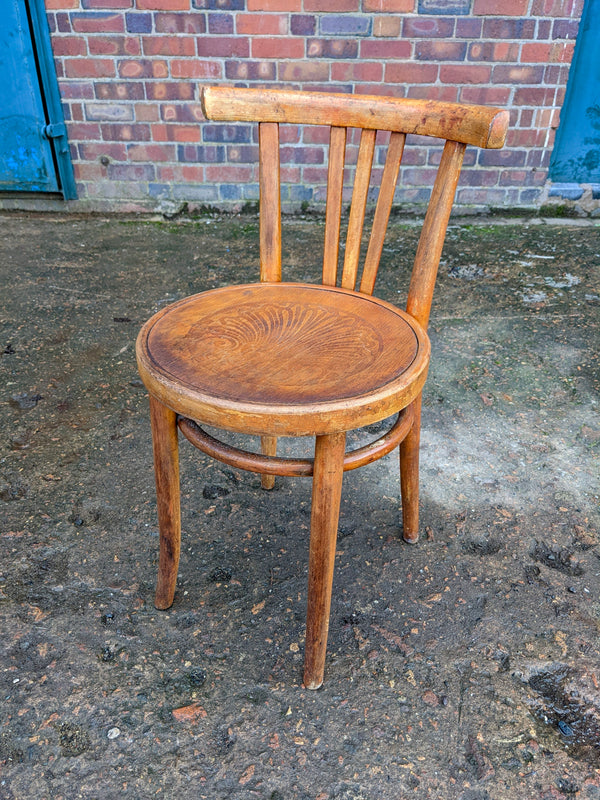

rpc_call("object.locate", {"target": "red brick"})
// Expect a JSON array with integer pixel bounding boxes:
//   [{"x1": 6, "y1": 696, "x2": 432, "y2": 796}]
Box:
[
  {"x1": 302, "y1": 166, "x2": 329, "y2": 184},
  {"x1": 45, "y1": 0, "x2": 79, "y2": 7},
  {"x1": 459, "y1": 86, "x2": 511, "y2": 105},
  {"x1": 70, "y1": 102, "x2": 84, "y2": 121},
  {"x1": 73, "y1": 162, "x2": 105, "y2": 180},
  {"x1": 439, "y1": 64, "x2": 491, "y2": 84},
  {"x1": 137, "y1": 0, "x2": 189, "y2": 8},
  {"x1": 128, "y1": 143, "x2": 177, "y2": 161},
  {"x1": 71, "y1": 12, "x2": 124, "y2": 32},
  {"x1": 492, "y1": 65, "x2": 545, "y2": 84},
  {"x1": 95, "y1": 81, "x2": 145, "y2": 100},
  {"x1": 363, "y1": 0, "x2": 413, "y2": 8},
  {"x1": 252, "y1": 37, "x2": 304, "y2": 59},
  {"x1": 81, "y1": 0, "x2": 132, "y2": 7},
  {"x1": 197, "y1": 37, "x2": 249, "y2": 57},
  {"x1": 142, "y1": 35, "x2": 196, "y2": 55},
  {"x1": 237, "y1": 13, "x2": 288, "y2": 34},
  {"x1": 67, "y1": 121, "x2": 102, "y2": 139},
  {"x1": 248, "y1": 0, "x2": 301, "y2": 9},
  {"x1": 468, "y1": 42, "x2": 519, "y2": 62},
  {"x1": 416, "y1": 41, "x2": 466, "y2": 61},
  {"x1": 360, "y1": 40, "x2": 411, "y2": 59},
  {"x1": 171, "y1": 59, "x2": 222, "y2": 78},
  {"x1": 50, "y1": 36, "x2": 88, "y2": 56},
  {"x1": 154, "y1": 12, "x2": 206, "y2": 32},
  {"x1": 385, "y1": 63, "x2": 438, "y2": 84},
  {"x1": 145, "y1": 82, "x2": 195, "y2": 100},
  {"x1": 330, "y1": 62, "x2": 382, "y2": 83},
  {"x1": 58, "y1": 81, "x2": 96, "y2": 99},
  {"x1": 278, "y1": 61, "x2": 330, "y2": 83},
  {"x1": 474, "y1": 0, "x2": 528, "y2": 13},
  {"x1": 304, "y1": 0, "x2": 357, "y2": 7},
  {"x1": 531, "y1": 0, "x2": 577, "y2": 14},
  {"x1": 78, "y1": 141, "x2": 128, "y2": 160},
  {"x1": 89, "y1": 36, "x2": 141, "y2": 55},
  {"x1": 64, "y1": 58, "x2": 116, "y2": 78}
]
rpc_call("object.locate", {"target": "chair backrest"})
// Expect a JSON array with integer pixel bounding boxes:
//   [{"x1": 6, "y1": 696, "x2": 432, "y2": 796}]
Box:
[{"x1": 201, "y1": 87, "x2": 509, "y2": 329}]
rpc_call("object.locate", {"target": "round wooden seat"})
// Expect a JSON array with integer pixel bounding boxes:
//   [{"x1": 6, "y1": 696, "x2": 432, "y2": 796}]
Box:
[{"x1": 136, "y1": 282, "x2": 430, "y2": 436}]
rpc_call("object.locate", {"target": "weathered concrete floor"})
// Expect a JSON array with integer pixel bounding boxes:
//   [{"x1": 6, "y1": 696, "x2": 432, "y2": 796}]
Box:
[{"x1": 0, "y1": 212, "x2": 599, "y2": 800}]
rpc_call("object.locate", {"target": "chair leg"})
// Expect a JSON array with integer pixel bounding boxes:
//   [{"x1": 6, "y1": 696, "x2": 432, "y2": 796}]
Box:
[
  {"x1": 260, "y1": 435, "x2": 277, "y2": 490},
  {"x1": 400, "y1": 394, "x2": 422, "y2": 544},
  {"x1": 303, "y1": 431, "x2": 346, "y2": 690},
  {"x1": 149, "y1": 395, "x2": 181, "y2": 610}
]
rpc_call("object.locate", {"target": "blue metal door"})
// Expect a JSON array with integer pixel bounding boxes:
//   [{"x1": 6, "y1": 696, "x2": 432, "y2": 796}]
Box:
[
  {"x1": 550, "y1": 0, "x2": 600, "y2": 183},
  {"x1": 0, "y1": 0, "x2": 75, "y2": 197}
]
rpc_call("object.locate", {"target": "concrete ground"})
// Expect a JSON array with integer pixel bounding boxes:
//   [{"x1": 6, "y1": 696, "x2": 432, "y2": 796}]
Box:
[{"x1": 0, "y1": 211, "x2": 599, "y2": 800}]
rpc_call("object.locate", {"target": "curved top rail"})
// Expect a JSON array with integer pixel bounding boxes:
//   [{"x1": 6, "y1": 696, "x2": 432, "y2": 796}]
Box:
[{"x1": 201, "y1": 86, "x2": 508, "y2": 149}]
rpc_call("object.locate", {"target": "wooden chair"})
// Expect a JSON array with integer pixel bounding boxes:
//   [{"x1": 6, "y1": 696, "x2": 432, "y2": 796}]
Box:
[{"x1": 136, "y1": 87, "x2": 508, "y2": 689}]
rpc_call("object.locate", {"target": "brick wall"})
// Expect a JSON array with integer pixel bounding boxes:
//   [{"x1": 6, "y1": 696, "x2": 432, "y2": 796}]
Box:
[{"x1": 44, "y1": 0, "x2": 583, "y2": 213}]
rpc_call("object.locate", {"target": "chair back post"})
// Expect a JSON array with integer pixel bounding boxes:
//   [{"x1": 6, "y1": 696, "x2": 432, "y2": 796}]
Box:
[
  {"x1": 259, "y1": 121, "x2": 282, "y2": 282},
  {"x1": 405, "y1": 139, "x2": 466, "y2": 330}
]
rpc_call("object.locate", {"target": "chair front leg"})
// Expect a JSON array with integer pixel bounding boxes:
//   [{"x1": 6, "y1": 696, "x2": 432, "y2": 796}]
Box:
[
  {"x1": 304, "y1": 431, "x2": 346, "y2": 690},
  {"x1": 260, "y1": 435, "x2": 277, "y2": 490},
  {"x1": 149, "y1": 395, "x2": 181, "y2": 610},
  {"x1": 400, "y1": 394, "x2": 422, "y2": 544}
]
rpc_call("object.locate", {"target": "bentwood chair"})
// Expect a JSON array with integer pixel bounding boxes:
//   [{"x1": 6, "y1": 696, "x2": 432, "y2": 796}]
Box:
[{"x1": 136, "y1": 87, "x2": 508, "y2": 688}]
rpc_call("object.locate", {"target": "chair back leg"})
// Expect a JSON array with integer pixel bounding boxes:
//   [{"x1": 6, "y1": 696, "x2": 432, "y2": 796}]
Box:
[
  {"x1": 150, "y1": 396, "x2": 182, "y2": 610},
  {"x1": 304, "y1": 431, "x2": 346, "y2": 689}
]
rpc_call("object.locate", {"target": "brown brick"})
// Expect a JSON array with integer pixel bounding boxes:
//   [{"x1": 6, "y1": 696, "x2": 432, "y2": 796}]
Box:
[
  {"x1": 474, "y1": 0, "x2": 528, "y2": 13},
  {"x1": 101, "y1": 123, "x2": 151, "y2": 141},
  {"x1": 331, "y1": 62, "x2": 384, "y2": 82},
  {"x1": 360, "y1": 39, "x2": 411, "y2": 58},
  {"x1": 154, "y1": 13, "x2": 207, "y2": 32},
  {"x1": 468, "y1": 42, "x2": 520, "y2": 62},
  {"x1": 385, "y1": 63, "x2": 438, "y2": 83},
  {"x1": 416, "y1": 41, "x2": 467, "y2": 60},
  {"x1": 460, "y1": 86, "x2": 511, "y2": 105},
  {"x1": 225, "y1": 60, "x2": 277, "y2": 81},
  {"x1": 439, "y1": 64, "x2": 491, "y2": 84},
  {"x1": 307, "y1": 39, "x2": 358, "y2": 58},
  {"x1": 145, "y1": 82, "x2": 195, "y2": 100},
  {"x1": 407, "y1": 85, "x2": 459, "y2": 102},
  {"x1": 70, "y1": 12, "x2": 124, "y2": 32},
  {"x1": 492, "y1": 65, "x2": 545, "y2": 84},
  {"x1": 118, "y1": 58, "x2": 169, "y2": 78},
  {"x1": 127, "y1": 144, "x2": 177, "y2": 163},
  {"x1": 402, "y1": 16, "x2": 454, "y2": 37},
  {"x1": 372, "y1": 16, "x2": 402, "y2": 37},
  {"x1": 278, "y1": 61, "x2": 329, "y2": 83}
]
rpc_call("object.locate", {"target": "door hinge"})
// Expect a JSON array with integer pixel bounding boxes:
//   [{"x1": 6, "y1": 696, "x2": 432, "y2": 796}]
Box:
[{"x1": 42, "y1": 123, "x2": 67, "y2": 139}]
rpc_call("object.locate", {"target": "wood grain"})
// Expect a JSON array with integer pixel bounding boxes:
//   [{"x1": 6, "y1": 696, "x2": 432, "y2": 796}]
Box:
[{"x1": 202, "y1": 86, "x2": 509, "y2": 149}]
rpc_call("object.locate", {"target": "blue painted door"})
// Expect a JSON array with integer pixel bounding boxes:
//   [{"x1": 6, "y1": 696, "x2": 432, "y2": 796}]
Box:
[
  {"x1": 550, "y1": 0, "x2": 600, "y2": 182},
  {"x1": 0, "y1": 0, "x2": 75, "y2": 197}
]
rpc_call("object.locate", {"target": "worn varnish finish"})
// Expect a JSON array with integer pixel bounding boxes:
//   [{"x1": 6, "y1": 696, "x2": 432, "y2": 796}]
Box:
[{"x1": 136, "y1": 87, "x2": 508, "y2": 689}]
